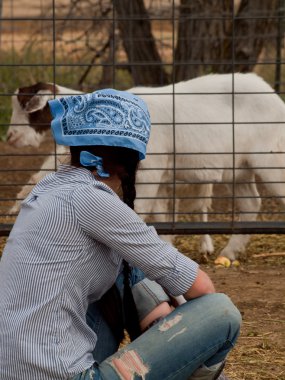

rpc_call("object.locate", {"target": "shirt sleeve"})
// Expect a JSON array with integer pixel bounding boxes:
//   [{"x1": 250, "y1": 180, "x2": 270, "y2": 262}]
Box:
[{"x1": 72, "y1": 184, "x2": 199, "y2": 296}]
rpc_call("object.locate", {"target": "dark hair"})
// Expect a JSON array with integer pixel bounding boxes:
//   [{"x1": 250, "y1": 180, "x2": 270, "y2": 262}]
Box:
[
  {"x1": 70, "y1": 145, "x2": 142, "y2": 342},
  {"x1": 70, "y1": 145, "x2": 139, "y2": 209}
]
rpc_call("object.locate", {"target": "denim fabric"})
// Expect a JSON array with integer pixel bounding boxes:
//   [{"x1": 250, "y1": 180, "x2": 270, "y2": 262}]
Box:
[
  {"x1": 73, "y1": 293, "x2": 241, "y2": 380},
  {"x1": 132, "y1": 278, "x2": 171, "y2": 321},
  {"x1": 86, "y1": 267, "x2": 170, "y2": 363},
  {"x1": 113, "y1": 266, "x2": 170, "y2": 322},
  {"x1": 72, "y1": 364, "x2": 101, "y2": 380},
  {"x1": 86, "y1": 303, "x2": 119, "y2": 364}
]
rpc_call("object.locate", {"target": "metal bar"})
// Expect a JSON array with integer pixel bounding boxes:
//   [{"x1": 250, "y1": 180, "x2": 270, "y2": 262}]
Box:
[
  {"x1": 0, "y1": 224, "x2": 14, "y2": 236},
  {"x1": 0, "y1": 90, "x2": 282, "y2": 96},
  {"x1": 1, "y1": 15, "x2": 283, "y2": 21},
  {"x1": 2, "y1": 221, "x2": 285, "y2": 237},
  {"x1": 0, "y1": 0, "x2": 2, "y2": 51},
  {"x1": 3, "y1": 120, "x2": 285, "y2": 126},
  {"x1": 171, "y1": 0, "x2": 176, "y2": 228},
  {"x1": 1, "y1": 60, "x2": 285, "y2": 67},
  {"x1": 150, "y1": 221, "x2": 285, "y2": 235},
  {"x1": 231, "y1": 4, "x2": 236, "y2": 231}
]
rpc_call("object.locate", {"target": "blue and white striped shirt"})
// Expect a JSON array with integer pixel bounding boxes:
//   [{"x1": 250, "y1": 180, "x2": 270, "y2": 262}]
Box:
[{"x1": 0, "y1": 165, "x2": 198, "y2": 380}]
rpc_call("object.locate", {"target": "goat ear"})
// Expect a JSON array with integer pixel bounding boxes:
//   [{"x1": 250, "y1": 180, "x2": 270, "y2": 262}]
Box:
[{"x1": 24, "y1": 89, "x2": 55, "y2": 113}]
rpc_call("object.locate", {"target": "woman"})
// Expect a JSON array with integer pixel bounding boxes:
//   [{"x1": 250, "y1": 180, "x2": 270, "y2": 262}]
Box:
[{"x1": 0, "y1": 89, "x2": 241, "y2": 380}]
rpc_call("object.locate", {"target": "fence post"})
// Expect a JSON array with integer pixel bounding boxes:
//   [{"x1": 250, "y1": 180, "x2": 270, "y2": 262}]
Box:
[
  {"x1": 275, "y1": 0, "x2": 285, "y2": 92},
  {"x1": 0, "y1": 0, "x2": 3, "y2": 51}
]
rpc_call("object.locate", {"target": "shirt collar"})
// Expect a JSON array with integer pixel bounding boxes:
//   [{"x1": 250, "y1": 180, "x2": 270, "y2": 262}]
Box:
[{"x1": 56, "y1": 164, "x2": 118, "y2": 196}]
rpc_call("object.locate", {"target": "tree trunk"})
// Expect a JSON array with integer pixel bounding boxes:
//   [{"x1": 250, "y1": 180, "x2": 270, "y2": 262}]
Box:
[
  {"x1": 218, "y1": 0, "x2": 279, "y2": 73},
  {"x1": 174, "y1": 0, "x2": 279, "y2": 82},
  {"x1": 174, "y1": 0, "x2": 233, "y2": 81},
  {"x1": 113, "y1": 0, "x2": 170, "y2": 86}
]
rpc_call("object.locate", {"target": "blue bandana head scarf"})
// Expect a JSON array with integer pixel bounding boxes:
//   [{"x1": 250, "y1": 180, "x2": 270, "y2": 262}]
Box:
[{"x1": 48, "y1": 88, "x2": 151, "y2": 160}]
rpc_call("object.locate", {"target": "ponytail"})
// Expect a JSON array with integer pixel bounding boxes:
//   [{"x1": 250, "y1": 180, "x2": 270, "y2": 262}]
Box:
[
  {"x1": 71, "y1": 145, "x2": 142, "y2": 343},
  {"x1": 119, "y1": 164, "x2": 142, "y2": 341}
]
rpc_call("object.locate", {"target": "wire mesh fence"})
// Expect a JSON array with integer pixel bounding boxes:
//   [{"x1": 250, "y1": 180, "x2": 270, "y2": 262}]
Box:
[{"x1": 1, "y1": 0, "x2": 285, "y2": 238}]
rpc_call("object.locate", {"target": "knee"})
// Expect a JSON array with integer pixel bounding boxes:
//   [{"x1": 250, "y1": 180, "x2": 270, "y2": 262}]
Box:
[
  {"x1": 210, "y1": 293, "x2": 242, "y2": 338},
  {"x1": 217, "y1": 293, "x2": 241, "y2": 321}
]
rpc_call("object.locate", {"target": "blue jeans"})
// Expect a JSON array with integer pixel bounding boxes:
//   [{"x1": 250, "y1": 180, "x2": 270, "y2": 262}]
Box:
[
  {"x1": 86, "y1": 268, "x2": 145, "y2": 363},
  {"x1": 86, "y1": 267, "x2": 171, "y2": 364},
  {"x1": 73, "y1": 277, "x2": 241, "y2": 379}
]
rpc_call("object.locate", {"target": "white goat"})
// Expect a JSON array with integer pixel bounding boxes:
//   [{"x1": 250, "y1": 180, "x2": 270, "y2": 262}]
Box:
[
  {"x1": 6, "y1": 73, "x2": 285, "y2": 260},
  {"x1": 7, "y1": 81, "x2": 214, "y2": 256}
]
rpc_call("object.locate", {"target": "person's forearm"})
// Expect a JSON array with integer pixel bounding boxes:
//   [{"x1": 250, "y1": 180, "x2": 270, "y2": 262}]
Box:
[
  {"x1": 183, "y1": 268, "x2": 216, "y2": 300},
  {"x1": 140, "y1": 301, "x2": 174, "y2": 331}
]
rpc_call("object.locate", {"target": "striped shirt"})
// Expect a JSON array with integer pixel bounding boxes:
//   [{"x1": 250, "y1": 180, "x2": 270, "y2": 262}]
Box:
[{"x1": 0, "y1": 165, "x2": 198, "y2": 380}]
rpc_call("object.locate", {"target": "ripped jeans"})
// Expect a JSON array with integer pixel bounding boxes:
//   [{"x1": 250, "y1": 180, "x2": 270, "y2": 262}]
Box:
[{"x1": 72, "y1": 269, "x2": 241, "y2": 380}]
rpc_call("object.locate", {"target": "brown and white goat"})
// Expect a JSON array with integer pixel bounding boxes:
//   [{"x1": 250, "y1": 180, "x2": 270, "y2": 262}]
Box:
[
  {"x1": 7, "y1": 73, "x2": 285, "y2": 260},
  {"x1": 6, "y1": 81, "x2": 214, "y2": 257}
]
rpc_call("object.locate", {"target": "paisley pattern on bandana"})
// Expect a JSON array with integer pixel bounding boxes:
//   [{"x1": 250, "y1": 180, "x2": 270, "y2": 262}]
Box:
[
  {"x1": 49, "y1": 89, "x2": 151, "y2": 159},
  {"x1": 61, "y1": 92, "x2": 149, "y2": 142}
]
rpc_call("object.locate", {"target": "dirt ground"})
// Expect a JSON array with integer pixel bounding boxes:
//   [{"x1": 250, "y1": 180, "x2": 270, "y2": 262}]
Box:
[
  {"x1": 212, "y1": 260, "x2": 285, "y2": 380},
  {"x1": 1, "y1": 140, "x2": 285, "y2": 379},
  {"x1": 177, "y1": 238, "x2": 285, "y2": 380},
  {"x1": 0, "y1": 237, "x2": 284, "y2": 380}
]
